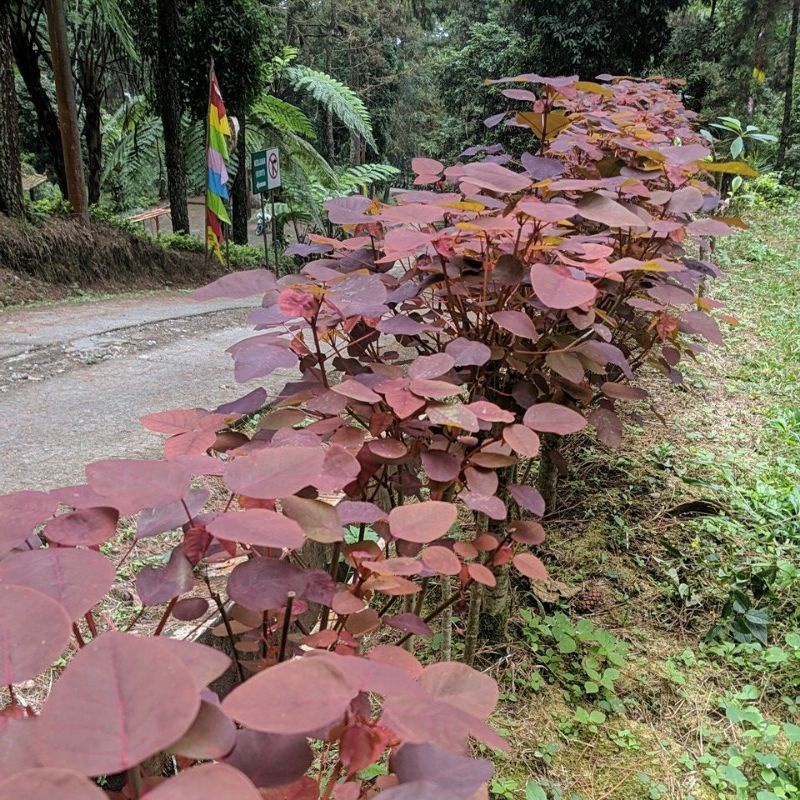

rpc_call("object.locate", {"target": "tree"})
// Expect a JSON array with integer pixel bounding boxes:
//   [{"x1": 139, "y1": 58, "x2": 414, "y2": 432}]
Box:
[
  {"x1": 0, "y1": 0, "x2": 24, "y2": 217},
  {"x1": 9, "y1": 0, "x2": 67, "y2": 193},
  {"x1": 44, "y1": 0, "x2": 88, "y2": 222},
  {"x1": 71, "y1": 0, "x2": 139, "y2": 205},
  {"x1": 777, "y1": 0, "x2": 800, "y2": 168},
  {"x1": 155, "y1": 0, "x2": 189, "y2": 233},
  {"x1": 177, "y1": 0, "x2": 281, "y2": 245},
  {"x1": 505, "y1": 0, "x2": 689, "y2": 79}
]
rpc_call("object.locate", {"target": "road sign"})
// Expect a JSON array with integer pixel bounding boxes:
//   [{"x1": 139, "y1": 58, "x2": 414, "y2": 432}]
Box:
[
  {"x1": 266, "y1": 148, "x2": 281, "y2": 189},
  {"x1": 251, "y1": 148, "x2": 281, "y2": 193},
  {"x1": 251, "y1": 149, "x2": 269, "y2": 194}
]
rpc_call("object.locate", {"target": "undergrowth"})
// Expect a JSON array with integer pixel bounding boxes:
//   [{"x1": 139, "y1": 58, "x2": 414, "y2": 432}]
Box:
[{"x1": 488, "y1": 205, "x2": 800, "y2": 800}]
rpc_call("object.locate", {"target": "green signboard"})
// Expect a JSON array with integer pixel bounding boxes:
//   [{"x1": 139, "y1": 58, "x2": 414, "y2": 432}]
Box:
[{"x1": 251, "y1": 147, "x2": 281, "y2": 194}]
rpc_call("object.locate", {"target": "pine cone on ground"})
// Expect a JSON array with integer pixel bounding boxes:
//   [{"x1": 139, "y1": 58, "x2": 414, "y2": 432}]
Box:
[{"x1": 575, "y1": 583, "x2": 605, "y2": 612}]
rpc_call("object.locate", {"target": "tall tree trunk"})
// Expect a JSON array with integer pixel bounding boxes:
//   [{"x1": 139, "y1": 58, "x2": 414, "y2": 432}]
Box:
[
  {"x1": 778, "y1": 0, "x2": 800, "y2": 170},
  {"x1": 231, "y1": 115, "x2": 249, "y2": 244},
  {"x1": 0, "y1": 0, "x2": 24, "y2": 217},
  {"x1": 155, "y1": 0, "x2": 189, "y2": 233},
  {"x1": 11, "y1": 3, "x2": 67, "y2": 193},
  {"x1": 44, "y1": 0, "x2": 88, "y2": 222},
  {"x1": 325, "y1": 0, "x2": 336, "y2": 162},
  {"x1": 83, "y1": 89, "x2": 103, "y2": 205}
]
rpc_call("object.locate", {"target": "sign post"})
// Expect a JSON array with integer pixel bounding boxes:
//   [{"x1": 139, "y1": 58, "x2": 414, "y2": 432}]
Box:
[
  {"x1": 265, "y1": 148, "x2": 281, "y2": 270},
  {"x1": 251, "y1": 149, "x2": 271, "y2": 268},
  {"x1": 251, "y1": 147, "x2": 282, "y2": 272}
]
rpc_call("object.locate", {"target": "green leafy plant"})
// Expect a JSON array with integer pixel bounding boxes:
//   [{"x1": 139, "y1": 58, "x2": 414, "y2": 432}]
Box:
[{"x1": 518, "y1": 611, "x2": 628, "y2": 703}]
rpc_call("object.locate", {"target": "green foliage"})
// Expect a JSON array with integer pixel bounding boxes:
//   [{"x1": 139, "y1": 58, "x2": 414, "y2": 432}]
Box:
[
  {"x1": 250, "y1": 95, "x2": 316, "y2": 140},
  {"x1": 286, "y1": 65, "x2": 377, "y2": 152},
  {"x1": 518, "y1": 611, "x2": 629, "y2": 703},
  {"x1": 100, "y1": 96, "x2": 163, "y2": 211},
  {"x1": 430, "y1": 15, "x2": 526, "y2": 160},
  {"x1": 504, "y1": 0, "x2": 688, "y2": 79},
  {"x1": 681, "y1": 684, "x2": 800, "y2": 799}
]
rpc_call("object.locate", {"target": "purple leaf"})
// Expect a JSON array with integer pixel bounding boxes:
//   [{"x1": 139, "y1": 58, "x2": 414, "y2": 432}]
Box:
[
  {"x1": 224, "y1": 729, "x2": 314, "y2": 788},
  {"x1": 0, "y1": 548, "x2": 115, "y2": 620},
  {"x1": 36, "y1": 631, "x2": 200, "y2": 776},
  {"x1": 136, "y1": 547, "x2": 195, "y2": 606},
  {"x1": 227, "y1": 557, "x2": 307, "y2": 610},
  {"x1": 384, "y1": 613, "x2": 434, "y2": 637},
  {"x1": 191, "y1": 269, "x2": 276, "y2": 300},
  {"x1": 508, "y1": 485, "x2": 546, "y2": 517}
]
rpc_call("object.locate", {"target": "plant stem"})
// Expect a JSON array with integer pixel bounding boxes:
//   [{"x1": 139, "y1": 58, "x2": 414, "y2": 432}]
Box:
[
  {"x1": 463, "y1": 582, "x2": 482, "y2": 667},
  {"x1": 127, "y1": 766, "x2": 143, "y2": 799},
  {"x1": 152, "y1": 598, "x2": 176, "y2": 637},
  {"x1": 72, "y1": 622, "x2": 86, "y2": 648},
  {"x1": 440, "y1": 576, "x2": 452, "y2": 661},
  {"x1": 205, "y1": 577, "x2": 245, "y2": 684},
  {"x1": 278, "y1": 591, "x2": 296, "y2": 662}
]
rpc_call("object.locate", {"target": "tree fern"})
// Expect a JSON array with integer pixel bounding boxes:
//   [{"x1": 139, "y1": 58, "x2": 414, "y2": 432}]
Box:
[
  {"x1": 286, "y1": 65, "x2": 377, "y2": 152},
  {"x1": 335, "y1": 163, "x2": 400, "y2": 192},
  {"x1": 249, "y1": 95, "x2": 316, "y2": 141},
  {"x1": 101, "y1": 96, "x2": 163, "y2": 208}
]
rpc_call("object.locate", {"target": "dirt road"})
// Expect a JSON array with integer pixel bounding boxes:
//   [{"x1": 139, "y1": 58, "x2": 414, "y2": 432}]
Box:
[{"x1": 0, "y1": 292, "x2": 288, "y2": 493}]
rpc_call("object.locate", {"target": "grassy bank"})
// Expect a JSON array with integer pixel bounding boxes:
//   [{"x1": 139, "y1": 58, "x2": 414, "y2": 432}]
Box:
[{"x1": 486, "y1": 206, "x2": 800, "y2": 800}]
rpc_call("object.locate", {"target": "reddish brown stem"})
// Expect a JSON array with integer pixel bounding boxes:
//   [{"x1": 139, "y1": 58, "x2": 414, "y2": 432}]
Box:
[{"x1": 153, "y1": 598, "x2": 177, "y2": 637}]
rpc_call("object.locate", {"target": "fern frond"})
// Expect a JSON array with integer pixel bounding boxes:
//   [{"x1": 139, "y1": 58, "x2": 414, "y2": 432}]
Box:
[
  {"x1": 250, "y1": 95, "x2": 316, "y2": 139},
  {"x1": 286, "y1": 65, "x2": 377, "y2": 152},
  {"x1": 336, "y1": 163, "x2": 400, "y2": 192}
]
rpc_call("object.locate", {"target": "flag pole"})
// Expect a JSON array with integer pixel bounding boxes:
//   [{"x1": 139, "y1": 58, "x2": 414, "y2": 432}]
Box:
[{"x1": 204, "y1": 56, "x2": 214, "y2": 264}]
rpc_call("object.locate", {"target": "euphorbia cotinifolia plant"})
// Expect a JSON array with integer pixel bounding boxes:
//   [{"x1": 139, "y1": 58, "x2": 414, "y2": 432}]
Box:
[{"x1": 0, "y1": 75, "x2": 740, "y2": 799}]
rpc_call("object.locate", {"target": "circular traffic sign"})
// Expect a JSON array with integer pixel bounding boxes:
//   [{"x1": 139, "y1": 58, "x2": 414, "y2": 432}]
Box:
[{"x1": 268, "y1": 153, "x2": 279, "y2": 180}]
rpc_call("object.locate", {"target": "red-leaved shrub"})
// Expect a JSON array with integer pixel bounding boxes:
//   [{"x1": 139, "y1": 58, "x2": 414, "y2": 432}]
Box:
[{"x1": 0, "y1": 75, "x2": 738, "y2": 799}]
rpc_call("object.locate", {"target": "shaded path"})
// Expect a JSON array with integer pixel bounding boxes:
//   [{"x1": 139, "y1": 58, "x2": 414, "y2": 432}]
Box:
[{"x1": 0, "y1": 292, "x2": 286, "y2": 492}]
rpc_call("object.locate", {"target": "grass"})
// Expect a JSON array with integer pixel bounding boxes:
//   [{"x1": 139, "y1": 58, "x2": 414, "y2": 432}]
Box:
[{"x1": 485, "y1": 204, "x2": 800, "y2": 800}]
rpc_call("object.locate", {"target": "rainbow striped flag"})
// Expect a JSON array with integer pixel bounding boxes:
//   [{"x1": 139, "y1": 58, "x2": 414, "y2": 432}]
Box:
[{"x1": 206, "y1": 66, "x2": 232, "y2": 261}]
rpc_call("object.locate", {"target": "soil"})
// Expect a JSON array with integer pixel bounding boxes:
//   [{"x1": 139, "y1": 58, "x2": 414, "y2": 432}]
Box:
[{"x1": 0, "y1": 214, "x2": 226, "y2": 306}]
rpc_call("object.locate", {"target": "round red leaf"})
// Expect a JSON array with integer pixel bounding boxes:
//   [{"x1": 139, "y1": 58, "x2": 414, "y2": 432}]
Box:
[
  {"x1": 508, "y1": 520, "x2": 546, "y2": 545},
  {"x1": 513, "y1": 553, "x2": 549, "y2": 581},
  {"x1": 0, "y1": 768, "x2": 106, "y2": 800},
  {"x1": 389, "y1": 502, "x2": 458, "y2": 543},
  {"x1": 223, "y1": 447, "x2": 326, "y2": 500},
  {"x1": 44, "y1": 507, "x2": 119, "y2": 547},
  {"x1": 207, "y1": 509, "x2": 305, "y2": 550},
  {"x1": 530, "y1": 263, "x2": 597, "y2": 309},
  {"x1": 523, "y1": 403, "x2": 586, "y2": 435},
  {"x1": 418, "y1": 661, "x2": 499, "y2": 719},
  {"x1": 227, "y1": 557, "x2": 307, "y2": 611},
  {"x1": 172, "y1": 597, "x2": 210, "y2": 621},
  {"x1": 221, "y1": 657, "x2": 358, "y2": 735},
  {"x1": 167, "y1": 701, "x2": 236, "y2": 760},
  {"x1": 503, "y1": 424, "x2": 541, "y2": 457},
  {"x1": 0, "y1": 584, "x2": 71, "y2": 684},
  {"x1": 224, "y1": 729, "x2": 314, "y2": 789},
  {"x1": 467, "y1": 563, "x2": 497, "y2": 587},
  {"x1": 421, "y1": 546, "x2": 461, "y2": 576},
  {"x1": 367, "y1": 645, "x2": 423, "y2": 679},
  {"x1": 143, "y1": 763, "x2": 262, "y2": 800},
  {"x1": 85, "y1": 459, "x2": 191, "y2": 515},
  {"x1": 0, "y1": 490, "x2": 57, "y2": 556},
  {"x1": 36, "y1": 631, "x2": 200, "y2": 776},
  {"x1": 0, "y1": 548, "x2": 115, "y2": 620},
  {"x1": 146, "y1": 636, "x2": 232, "y2": 692}
]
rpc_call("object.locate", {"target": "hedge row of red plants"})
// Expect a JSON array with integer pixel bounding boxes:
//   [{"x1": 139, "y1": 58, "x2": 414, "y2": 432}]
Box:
[{"x1": 0, "y1": 74, "x2": 738, "y2": 800}]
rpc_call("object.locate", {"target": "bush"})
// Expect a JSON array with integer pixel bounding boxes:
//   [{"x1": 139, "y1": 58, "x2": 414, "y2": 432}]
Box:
[{"x1": 0, "y1": 75, "x2": 735, "y2": 798}]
